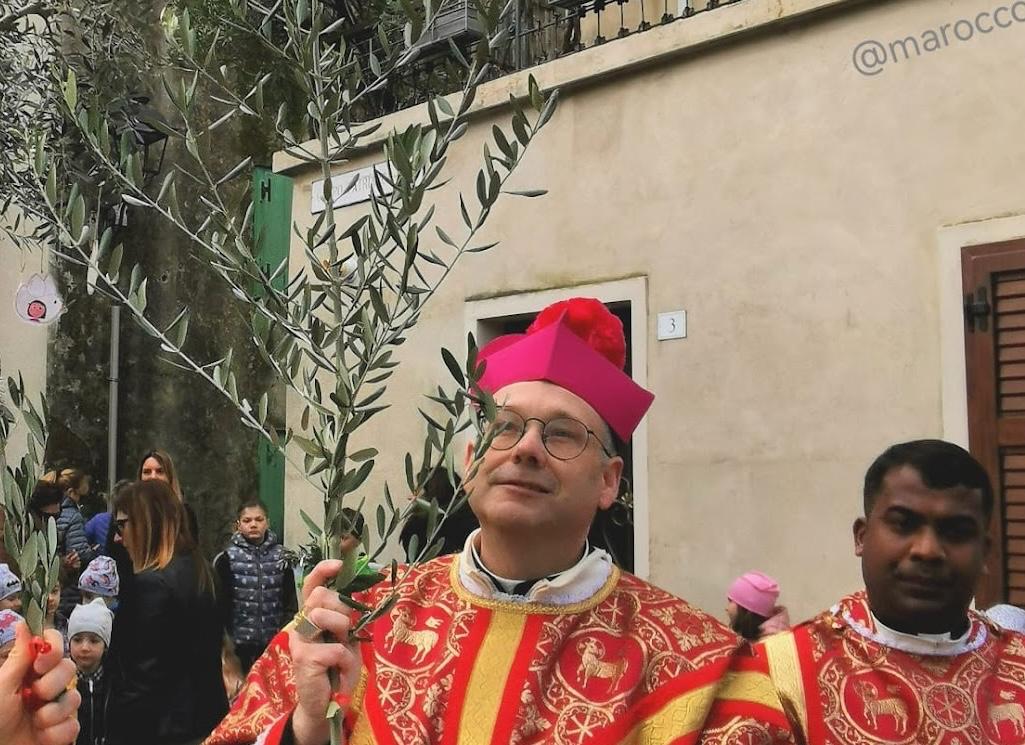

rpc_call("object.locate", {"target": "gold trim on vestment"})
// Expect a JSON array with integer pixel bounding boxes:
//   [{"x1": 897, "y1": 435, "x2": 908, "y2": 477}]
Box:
[
  {"x1": 347, "y1": 668, "x2": 374, "y2": 744},
  {"x1": 614, "y1": 671, "x2": 784, "y2": 744},
  {"x1": 455, "y1": 612, "x2": 528, "y2": 745},
  {"x1": 616, "y1": 681, "x2": 717, "y2": 744},
  {"x1": 347, "y1": 714, "x2": 378, "y2": 745},
  {"x1": 448, "y1": 555, "x2": 622, "y2": 614},
  {"x1": 762, "y1": 631, "x2": 807, "y2": 738},
  {"x1": 718, "y1": 671, "x2": 786, "y2": 712},
  {"x1": 351, "y1": 666, "x2": 368, "y2": 717}
]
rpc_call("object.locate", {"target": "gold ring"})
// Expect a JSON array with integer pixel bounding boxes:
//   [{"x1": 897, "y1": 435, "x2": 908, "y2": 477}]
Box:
[
  {"x1": 294, "y1": 609, "x2": 323, "y2": 641},
  {"x1": 54, "y1": 674, "x2": 78, "y2": 703}
]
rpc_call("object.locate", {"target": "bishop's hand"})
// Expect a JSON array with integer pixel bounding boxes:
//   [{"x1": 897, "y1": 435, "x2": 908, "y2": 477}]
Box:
[{"x1": 289, "y1": 560, "x2": 363, "y2": 745}]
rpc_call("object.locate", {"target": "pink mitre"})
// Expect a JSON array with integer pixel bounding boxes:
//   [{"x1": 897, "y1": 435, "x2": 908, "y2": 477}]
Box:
[{"x1": 477, "y1": 297, "x2": 654, "y2": 441}]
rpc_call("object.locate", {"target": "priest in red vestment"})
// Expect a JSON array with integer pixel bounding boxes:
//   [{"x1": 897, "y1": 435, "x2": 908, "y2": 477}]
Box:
[
  {"x1": 741, "y1": 439, "x2": 1025, "y2": 744},
  {"x1": 205, "y1": 298, "x2": 793, "y2": 745}
]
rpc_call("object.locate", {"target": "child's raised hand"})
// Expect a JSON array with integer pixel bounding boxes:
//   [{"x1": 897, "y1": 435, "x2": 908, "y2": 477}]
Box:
[{"x1": 0, "y1": 623, "x2": 80, "y2": 745}]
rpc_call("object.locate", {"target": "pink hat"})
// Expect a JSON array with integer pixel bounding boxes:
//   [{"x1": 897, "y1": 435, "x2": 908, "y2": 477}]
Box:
[
  {"x1": 728, "y1": 571, "x2": 781, "y2": 618},
  {"x1": 478, "y1": 298, "x2": 654, "y2": 440}
]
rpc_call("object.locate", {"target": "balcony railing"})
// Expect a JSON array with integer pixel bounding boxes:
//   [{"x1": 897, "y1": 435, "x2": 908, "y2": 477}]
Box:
[{"x1": 353, "y1": 0, "x2": 747, "y2": 118}]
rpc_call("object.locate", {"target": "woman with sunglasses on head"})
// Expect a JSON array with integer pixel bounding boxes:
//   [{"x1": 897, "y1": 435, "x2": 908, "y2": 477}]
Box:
[{"x1": 106, "y1": 480, "x2": 227, "y2": 745}]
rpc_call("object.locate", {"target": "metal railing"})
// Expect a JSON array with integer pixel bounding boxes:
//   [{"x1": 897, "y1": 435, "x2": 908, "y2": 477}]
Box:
[{"x1": 353, "y1": 0, "x2": 748, "y2": 118}]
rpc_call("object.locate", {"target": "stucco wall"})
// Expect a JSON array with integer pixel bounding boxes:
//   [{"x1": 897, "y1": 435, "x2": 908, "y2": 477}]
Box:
[
  {"x1": 0, "y1": 238, "x2": 49, "y2": 461},
  {"x1": 278, "y1": 0, "x2": 1025, "y2": 622}
]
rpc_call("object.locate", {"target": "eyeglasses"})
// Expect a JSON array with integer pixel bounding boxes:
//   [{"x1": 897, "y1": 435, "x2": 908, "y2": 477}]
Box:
[
  {"x1": 33, "y1": 507, "x2": 60, "y2": 520},
  {"x1": 487, "y1": 410, "x2": 614, "y2": 461},
  {"x1": 114, "y1": 518, "x2": 129, "y2": 535}
]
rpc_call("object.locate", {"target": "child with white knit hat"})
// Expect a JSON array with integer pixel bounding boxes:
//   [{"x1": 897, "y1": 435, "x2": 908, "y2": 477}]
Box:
[
  {"x1": 68, "y1": 598, "x2": 114, "y2": 745},
  {"x1": 0, "y1": 564, "x2": 21, "y2": 612}
]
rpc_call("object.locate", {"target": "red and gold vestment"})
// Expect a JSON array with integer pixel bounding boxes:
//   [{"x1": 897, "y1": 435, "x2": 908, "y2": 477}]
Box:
[
  {"x1": 749, "y1": 590, "x2": 1025, "y2": 744},
  {"x1": 206, "y1": 554, "x2": 792, "y2": 745}
]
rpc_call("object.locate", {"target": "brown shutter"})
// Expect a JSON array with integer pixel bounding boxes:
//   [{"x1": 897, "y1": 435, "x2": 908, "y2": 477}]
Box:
[{"x1": 964, "y1": 239, "x2": 1025, "y2": 608}]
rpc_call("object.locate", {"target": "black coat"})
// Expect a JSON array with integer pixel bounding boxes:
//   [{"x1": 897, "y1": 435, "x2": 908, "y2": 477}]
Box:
[
  {"x1": 76, "y1": 667, "x2": 109, "y2": 745},
  {"x1": 107, "y1": 554, "x2": 227, "y2": 745}
]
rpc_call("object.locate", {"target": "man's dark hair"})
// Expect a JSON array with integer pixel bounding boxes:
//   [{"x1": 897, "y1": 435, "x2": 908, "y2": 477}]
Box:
[
  {"x1": 863, "y1": 440, "x2": 994, "y2": 520},
  {"x1": 236, "y1": 499, "x2": 270, "y2": 519},
  {"x1": 29, "y1": 481, "x2": 63, "y2": 513}
]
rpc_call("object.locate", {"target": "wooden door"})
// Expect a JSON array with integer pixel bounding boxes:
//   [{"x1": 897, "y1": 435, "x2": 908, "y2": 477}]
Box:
[{"x1": 964, "y1": 239, "x2": 1025, "y2": 608}]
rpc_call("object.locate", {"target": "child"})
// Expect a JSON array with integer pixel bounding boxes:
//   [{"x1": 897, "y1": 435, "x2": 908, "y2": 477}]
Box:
[
  {"x1": 0, "y1": 564, "x2": 21, "y2": 612},
  {"x1": 213, "y1": 500, "x2": 297, "y2": 672},
  {"x1": 0, "y1": 608, "x2": 22, "y2": 664},
  {"x1": 68, "y1": 599, "x2": 113, "y2": 745},
  {"x1": 79, "y1": 556, "x2": 119, "y2": 610},
  {"x1": 725, "y1": 571, "x2": 791, "y2": 641},
  {"x1": 45, "y1": 577, "x2": 68, "y2": 646}
]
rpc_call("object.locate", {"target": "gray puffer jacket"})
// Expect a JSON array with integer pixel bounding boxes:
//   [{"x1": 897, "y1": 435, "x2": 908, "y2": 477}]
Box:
[
  {"x1": 57, "y1": 496, "x2": 96, "y2": 617},
  {"x1": 213, "y1": 530, "x2": 296, "y2": 647}
]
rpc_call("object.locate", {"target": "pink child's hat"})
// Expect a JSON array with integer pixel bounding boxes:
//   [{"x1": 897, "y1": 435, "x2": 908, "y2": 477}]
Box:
[
  {"x1": 477, "y1": 297, "x2": 654, "y2": 441},
  {"x1": 728, "y1": 571, "x2": 781, "y2": 618}
]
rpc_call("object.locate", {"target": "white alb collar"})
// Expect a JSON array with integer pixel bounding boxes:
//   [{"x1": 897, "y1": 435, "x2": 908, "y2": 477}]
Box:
[
  {"x1": 457, "y1": 529, "x2": 613, "y2": 605},
  {"x1": 839, "y1": 605, "x2": 987, "y2": 656}
]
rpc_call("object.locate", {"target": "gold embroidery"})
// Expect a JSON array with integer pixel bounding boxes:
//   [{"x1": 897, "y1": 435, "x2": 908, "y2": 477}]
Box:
[
  {"x1": 351, "y1": 666, "x2": 368, "y2": 716},
  {"x1": 617, "y1": 681, "x2": 717, "y2": 743},
  {"x1": 384, "y1": 607, "x2": 442, "y2": 663},
  {"x1": 988, "y1": 689, "x2": 1025, "y2": 735},
  {"x1": 718, "y1": 671, "x2": 786, "y2": 713},
  {"x1": 616, "y1": 672, "x2": 782, "y2": 744},
  {"x1": 348, "y1": 709, "x2": 379, "y2": 745},
  {"x1": 577, "y1": 638, "x2": 629, "y2": 690},
  {"x1": 762, "y1": 631, "x2": 807, "y2": 737},
  {"x1": 423, "y1": 673, "x2": 454, "y2": 719},
  {"x1": 670, "y1": 621, "x2": 722, "y2": 652},
  {"x1": 853, "y1": 681, "x2": 909, "y2": 733},
  {"x1": 455, "y1": 612, "x2": 528, "y2": 745},
  {"x1": 1008, "y1": 635, "x2": 1025, "y2": 658},
  {"x1": 515, "y1": 687, "x2": 550, "y2": 740}
]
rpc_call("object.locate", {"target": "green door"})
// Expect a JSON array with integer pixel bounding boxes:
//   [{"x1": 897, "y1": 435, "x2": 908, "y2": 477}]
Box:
[{"x1": 252, "y1": 167, "x2": 293, "y2": 538}]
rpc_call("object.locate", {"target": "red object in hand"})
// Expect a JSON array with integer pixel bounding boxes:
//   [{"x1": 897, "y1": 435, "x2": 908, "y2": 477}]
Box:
[
  {"x1": 331, "y1": 691, "x2": 351, "y2": 710},
  {"x1": 20, "y1": 636, "x2": 50, "y2": 711}
]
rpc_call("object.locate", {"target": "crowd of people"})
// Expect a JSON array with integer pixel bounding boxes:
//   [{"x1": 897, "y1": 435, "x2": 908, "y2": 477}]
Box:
[
  {"x1": 0, "y1": 450, "x2": 306, "y2": 745},
  {"x1": 2, "y1": 296, "x2": 1025, "y2": 745}
]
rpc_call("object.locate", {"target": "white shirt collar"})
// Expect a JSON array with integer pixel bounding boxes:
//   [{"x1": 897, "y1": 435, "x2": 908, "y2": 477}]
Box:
[
  {"x1": 457, "y1": 529, "x2": 613, "y2": 605},
  {"x1": 838, "y1": 605, "x2": 987, "y2": 656}
]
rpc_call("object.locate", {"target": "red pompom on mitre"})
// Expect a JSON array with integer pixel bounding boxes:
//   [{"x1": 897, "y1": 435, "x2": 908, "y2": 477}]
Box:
[{"x1": 526, "y1": 297, "x2": 626, "y2": 370}]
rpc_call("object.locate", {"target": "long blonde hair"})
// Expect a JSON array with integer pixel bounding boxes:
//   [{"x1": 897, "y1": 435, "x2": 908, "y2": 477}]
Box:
[{"x1": 114, "y1": 480, "x2": 213, "y2": 594}]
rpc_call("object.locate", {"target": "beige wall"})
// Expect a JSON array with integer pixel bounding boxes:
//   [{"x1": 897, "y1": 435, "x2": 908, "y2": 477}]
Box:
[
  {"x1": 278, "y1": 0, "x2": 1025, "y2": 622},
  {"x1": 0, "y1": 235, "x2": 49, "y2": 461}
]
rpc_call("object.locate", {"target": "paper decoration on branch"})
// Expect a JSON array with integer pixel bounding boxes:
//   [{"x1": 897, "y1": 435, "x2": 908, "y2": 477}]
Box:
[{"x1": 14, "y1": 274, "x2": 64, "y2": 325}]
